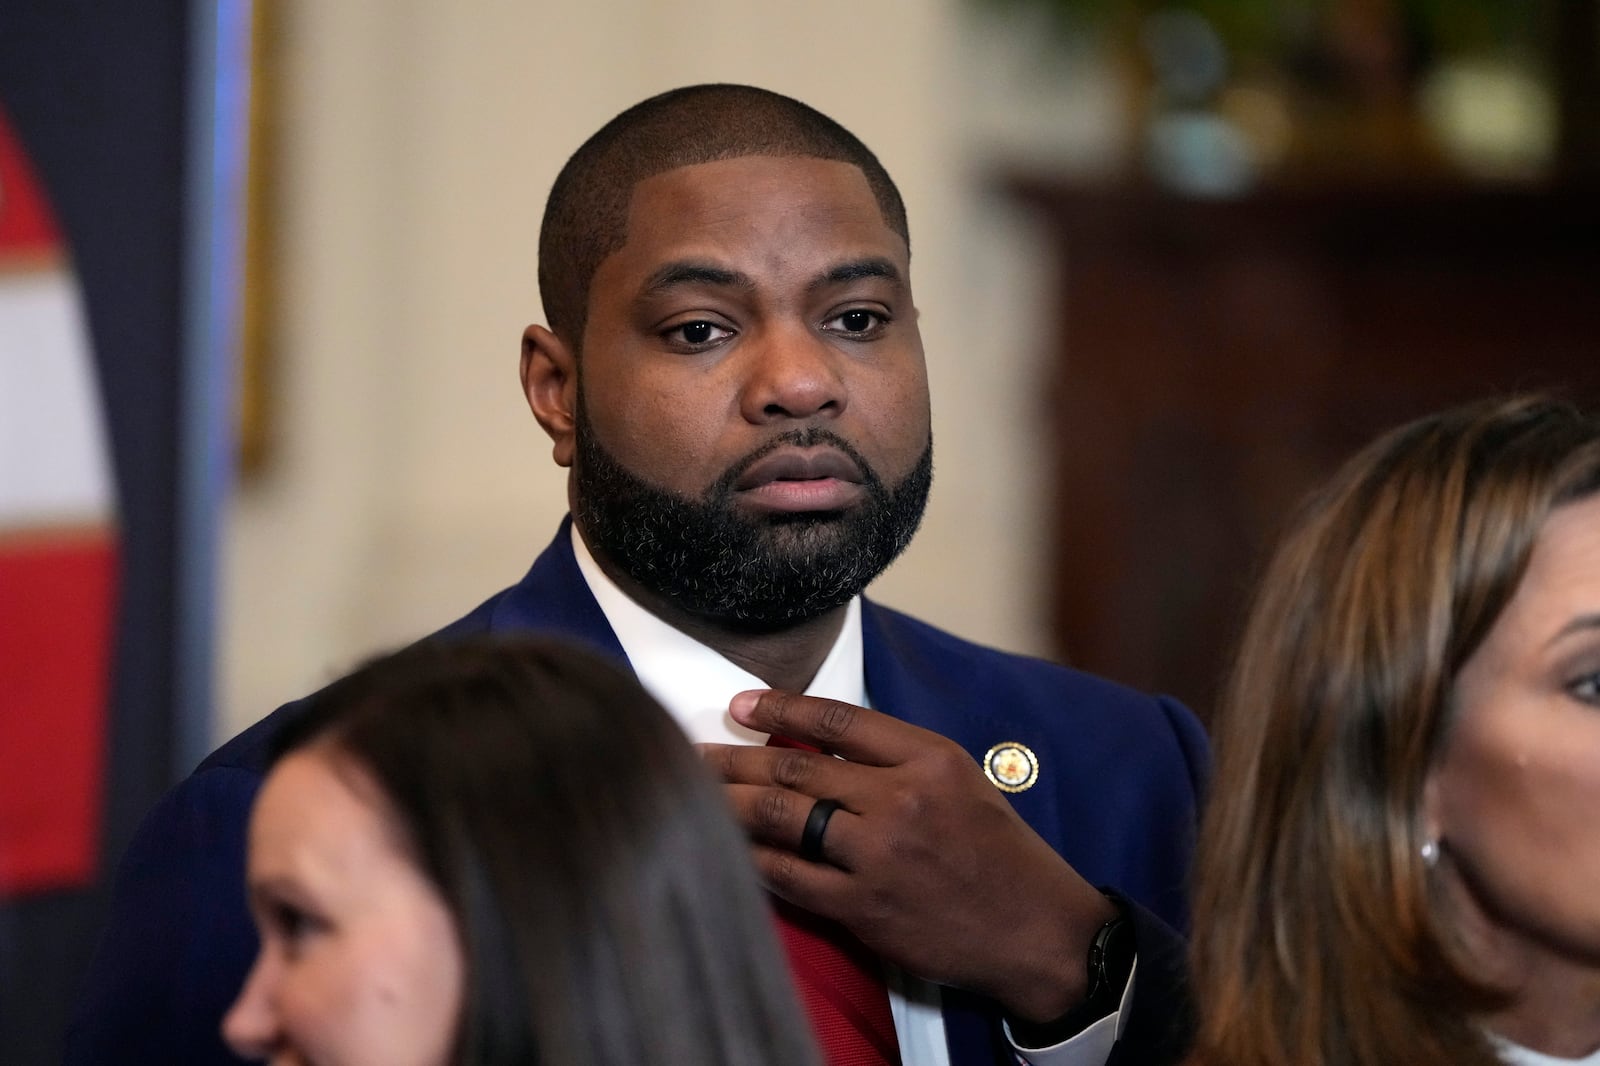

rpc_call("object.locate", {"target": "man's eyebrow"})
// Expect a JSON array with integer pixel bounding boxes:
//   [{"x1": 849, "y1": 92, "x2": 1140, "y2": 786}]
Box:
[
  {"x1": 810, "y1": 257, "x2": 903, "y2": 291},
  {"x1": 639, "y1": 261, "x2": 754, "y2": 298}
]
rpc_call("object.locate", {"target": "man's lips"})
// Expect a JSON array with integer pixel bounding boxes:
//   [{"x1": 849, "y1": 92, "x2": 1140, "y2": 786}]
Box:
[
  {"x1": 732, "y1": 448, "x2": 867, "y2": 512},
  {"x1": 735, "y1": 448, "x2": 865, "y2": 490}
]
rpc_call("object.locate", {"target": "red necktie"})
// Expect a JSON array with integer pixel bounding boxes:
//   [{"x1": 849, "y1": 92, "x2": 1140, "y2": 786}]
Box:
[{"x1": 767, "y1": 734, "x2": 901, "y2": 1066}]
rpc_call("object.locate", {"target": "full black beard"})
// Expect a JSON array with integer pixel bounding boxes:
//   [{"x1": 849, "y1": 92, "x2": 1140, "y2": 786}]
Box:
[{"x1": 573, "y1": 405, "x2": 932, "y2": 630}]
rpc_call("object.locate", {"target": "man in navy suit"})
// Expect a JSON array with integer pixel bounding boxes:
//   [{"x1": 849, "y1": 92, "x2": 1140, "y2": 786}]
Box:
[{"x1": 68, "y1": 84, "x2": 1206, "y2": 1065}]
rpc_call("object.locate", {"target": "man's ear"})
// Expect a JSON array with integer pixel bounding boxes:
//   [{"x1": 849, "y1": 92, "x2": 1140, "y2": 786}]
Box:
[{"x1": 521, "y1": 324, "x2": 577, "y2": 469}]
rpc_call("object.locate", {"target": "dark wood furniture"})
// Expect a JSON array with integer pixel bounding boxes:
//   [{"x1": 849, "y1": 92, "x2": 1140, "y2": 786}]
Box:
[{"x1": 1007, "y1": 180, "x2": 1600, "y2": 720}]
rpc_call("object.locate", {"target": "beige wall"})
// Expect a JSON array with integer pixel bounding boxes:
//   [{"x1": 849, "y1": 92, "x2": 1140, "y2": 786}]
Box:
[{"x1": 219, "y1": 0, "x2": 1125, "y2": 738}]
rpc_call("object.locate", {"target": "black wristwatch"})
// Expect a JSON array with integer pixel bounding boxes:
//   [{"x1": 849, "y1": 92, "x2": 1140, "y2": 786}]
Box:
[{"x1": 1007, "y1": 905, "x2": 1136, "y2": 1049}]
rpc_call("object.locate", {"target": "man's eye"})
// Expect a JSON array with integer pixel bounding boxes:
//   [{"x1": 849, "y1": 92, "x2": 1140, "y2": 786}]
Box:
[
  {"x1": 1568, "y1": 671, "x2": 1600, "y2": 705},
  {"x1": 665, "y1": 320, "x2": 731, "y2": 347},
  {"x1": 825, "y1": 309, "x2": 887, "y2": 335}
]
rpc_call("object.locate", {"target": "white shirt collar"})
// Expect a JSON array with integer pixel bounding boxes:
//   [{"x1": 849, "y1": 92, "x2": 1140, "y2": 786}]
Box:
[{"x1": 569, "y1": 524, "x2": 867, "y2": 745}]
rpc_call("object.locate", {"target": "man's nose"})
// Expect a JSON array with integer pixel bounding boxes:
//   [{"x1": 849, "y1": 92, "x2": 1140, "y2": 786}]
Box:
[
  {"x1": 220, "y1": 956, "x2": 282, "y2": 1060},
  {"x1": 739, "y1": 322, "x2": 847, "y2": 423}
]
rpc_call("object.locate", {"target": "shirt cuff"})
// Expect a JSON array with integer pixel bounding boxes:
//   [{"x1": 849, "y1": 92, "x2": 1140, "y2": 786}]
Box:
[{"x1": 1004, "y1": 957, "x2": 1137, "y2": 1066}]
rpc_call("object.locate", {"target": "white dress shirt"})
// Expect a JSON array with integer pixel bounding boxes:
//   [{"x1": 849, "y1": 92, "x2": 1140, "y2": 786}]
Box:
[{"x1": 570, "y1": 530, "x2": 1127, "y2": 1066}]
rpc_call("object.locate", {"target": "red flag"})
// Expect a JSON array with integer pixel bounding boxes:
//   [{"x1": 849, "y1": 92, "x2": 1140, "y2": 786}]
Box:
[{"x1": 0, "y1": 105, "x2": 119, "y2": 896}]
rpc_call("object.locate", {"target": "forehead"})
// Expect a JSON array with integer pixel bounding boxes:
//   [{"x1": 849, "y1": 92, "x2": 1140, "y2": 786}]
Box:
[
  {"x1": 1486, "y1": 494, "x2": 1600, "y2": 648},
  {"x1": 1519, "y1": 494, "x2": 1600, "y2": 603},
  {"x1": 602, "y1": 156, "x2": 909, "y2": 288},
  {"x1": 250, "y1": 751, "x2": 404, "y2": 878}
]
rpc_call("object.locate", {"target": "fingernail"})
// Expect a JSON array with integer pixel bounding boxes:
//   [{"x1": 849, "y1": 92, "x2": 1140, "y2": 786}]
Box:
[{"x1": 729, "y1": 690, "x2": 765, "y2": 722}]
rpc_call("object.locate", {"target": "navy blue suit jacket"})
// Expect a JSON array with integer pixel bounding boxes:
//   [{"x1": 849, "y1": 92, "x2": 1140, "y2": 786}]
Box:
[{"x1": 67, "y1": 520, "x2": 1208, "y2": 1065}]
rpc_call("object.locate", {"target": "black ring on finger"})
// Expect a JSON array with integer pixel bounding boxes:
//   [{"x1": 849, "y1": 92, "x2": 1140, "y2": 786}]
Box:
[{"x1": 799, "y1": 798, "x2": 843, "y2": 863}]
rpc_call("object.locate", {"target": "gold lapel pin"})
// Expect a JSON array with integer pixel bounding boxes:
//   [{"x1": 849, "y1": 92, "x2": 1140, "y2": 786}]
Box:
[{"x1": 982, "y1": 742, "x2": 1039, "y2": 793}]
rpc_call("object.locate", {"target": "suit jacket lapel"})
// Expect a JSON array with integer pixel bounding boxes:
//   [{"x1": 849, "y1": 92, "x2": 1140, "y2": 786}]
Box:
[{"x1": 861, "y1": 599, "x2": 1015, "y2": 1066}]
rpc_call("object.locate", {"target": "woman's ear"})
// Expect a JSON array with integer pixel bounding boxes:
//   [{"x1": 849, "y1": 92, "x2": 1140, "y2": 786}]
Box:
[{"x1": 521, "y1": 324, "x2": 577, "y2": 468}]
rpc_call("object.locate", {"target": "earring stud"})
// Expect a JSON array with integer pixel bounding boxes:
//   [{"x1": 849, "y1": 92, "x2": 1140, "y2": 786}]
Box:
[{"x1": 1420, "y1": 839, "x2": 1440, "y2": 867}]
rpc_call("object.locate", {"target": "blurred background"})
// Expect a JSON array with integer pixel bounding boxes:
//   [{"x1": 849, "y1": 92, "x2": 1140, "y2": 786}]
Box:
[{"x1": 3, "y1": 0, "x2": 1598, "y2": 1060}]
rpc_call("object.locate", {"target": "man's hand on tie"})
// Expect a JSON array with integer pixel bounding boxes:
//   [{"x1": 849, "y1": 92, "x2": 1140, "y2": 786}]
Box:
[{"x1": 699, "y1": 689, "x2": 1119, "y2": 1025}]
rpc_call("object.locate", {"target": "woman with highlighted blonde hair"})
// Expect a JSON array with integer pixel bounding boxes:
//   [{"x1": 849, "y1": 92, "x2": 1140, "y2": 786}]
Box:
[{"x1": 1192, "y1": 395, "x2": 1600, "y2": 1066}]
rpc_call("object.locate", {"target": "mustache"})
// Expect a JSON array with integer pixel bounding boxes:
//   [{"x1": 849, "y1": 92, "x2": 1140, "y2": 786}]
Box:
[{"x1": 706, "y1": 428, "x2": 885, "y2": 501}]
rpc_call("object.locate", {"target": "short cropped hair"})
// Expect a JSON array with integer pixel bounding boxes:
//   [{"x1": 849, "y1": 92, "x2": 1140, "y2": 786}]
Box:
[
  {"x1": 537, "y1": 83, "x2": 910, "y2": 346},
  {"x1": 1191, "y1": 394, "x2": 1600, "y2": 1066},
  {"x1": 270, "y1": 636, "x2": 818, "y2": 1066}
]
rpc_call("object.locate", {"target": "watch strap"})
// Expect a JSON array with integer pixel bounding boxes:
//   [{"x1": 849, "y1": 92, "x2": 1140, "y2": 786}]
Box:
[{"x1": 1006, "y1": 901, "x2": 1136, "y2": 1049}]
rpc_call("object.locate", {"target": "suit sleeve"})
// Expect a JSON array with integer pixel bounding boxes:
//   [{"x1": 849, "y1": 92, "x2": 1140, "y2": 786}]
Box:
[
  {"x1": 1106, "y1": 899, "x2": 1195, "y2": 1066},
  {"x1": 64, "y1": 766, "x2": 261, "y2": 1066},
  {"x1": 1108, "y1": 696, "x2": 1207, "y2": 1065},
  {"x1": 1156, "y1": 694, "x2": 1211, "y2": 817}
]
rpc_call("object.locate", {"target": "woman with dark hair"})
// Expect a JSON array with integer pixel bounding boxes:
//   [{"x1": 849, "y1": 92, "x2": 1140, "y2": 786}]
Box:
[
  {"x1": 221, "y1": 636, "x2": 819, "y2": 1066},
  {"x1": 1190, "y1": 395, "x2": 1600, "y2": 1066}
]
